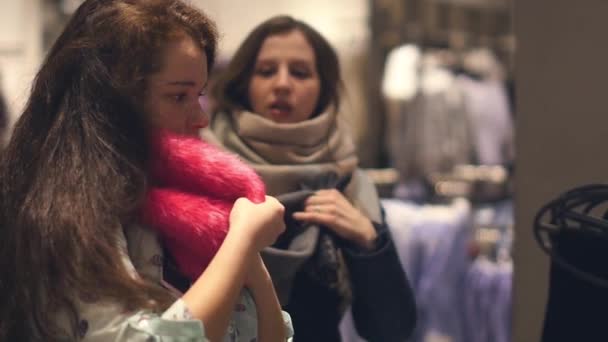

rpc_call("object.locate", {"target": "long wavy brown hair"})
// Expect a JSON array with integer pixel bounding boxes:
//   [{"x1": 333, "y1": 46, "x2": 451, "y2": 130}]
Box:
[{"x1": 0, "y1": 0, "x2": 217, "y2": 340}]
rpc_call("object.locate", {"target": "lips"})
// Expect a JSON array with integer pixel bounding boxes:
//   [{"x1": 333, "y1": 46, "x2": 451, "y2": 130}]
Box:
[
  {"x1": 269, "y1": 100, "x2": 292, "y2": 118},
  {"x1": 187, "y1": 119, "x2": 209, "y2": 137},
  {"x1": 193, "y1": 121, "x2": 208, "y2": 129}
]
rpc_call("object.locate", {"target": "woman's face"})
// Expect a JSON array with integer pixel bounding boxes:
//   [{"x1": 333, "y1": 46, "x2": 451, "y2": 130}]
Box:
[
  {"x1": 248, "y1": 30, "x2": 321, "y2": 124},
  {"x1": 144, "y1": 34, "x2": 209, "y2": 137}
]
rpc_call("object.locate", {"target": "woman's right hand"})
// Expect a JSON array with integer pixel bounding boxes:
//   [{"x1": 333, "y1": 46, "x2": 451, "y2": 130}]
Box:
[
  {"x1": 229, "y1": 196, "x2": 286, "y2": 251},
  {"x1": 183, "y1": 196, "x2": 284, "y2": 340}
]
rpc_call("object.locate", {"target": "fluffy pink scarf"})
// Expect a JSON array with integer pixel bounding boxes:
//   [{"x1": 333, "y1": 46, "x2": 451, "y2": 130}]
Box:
[{"x1": 141, "y1": 130, "x2": 266, "y2": 281}]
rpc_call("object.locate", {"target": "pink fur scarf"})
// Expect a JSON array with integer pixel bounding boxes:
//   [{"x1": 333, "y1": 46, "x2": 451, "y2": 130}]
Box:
[{"x1": 141, "y1": 130, "x2": 266, "y2": 281}]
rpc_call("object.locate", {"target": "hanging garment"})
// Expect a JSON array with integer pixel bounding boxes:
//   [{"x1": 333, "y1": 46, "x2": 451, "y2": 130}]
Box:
[
  {"x1": 457, "y1": 75, "x2": 515, "y2": 166},
  {"x1": 382, "y1": 198, "x2": 472, "y2": 342},
  {"x1": 463, "y1": 257, "x2": 512, "y2": 342},
  {"x1": 386, "y1": 61, "x2": 476, "y2": 186}
]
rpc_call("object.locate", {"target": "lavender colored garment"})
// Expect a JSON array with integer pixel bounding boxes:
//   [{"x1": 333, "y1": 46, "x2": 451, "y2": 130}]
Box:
[
  {"x1": 463, "y1": 258, "x2": 512, "y2": 342},
  {"x1": 492, "y1": 262, "x2": 512, "y2": 342},
  {"x1": 381, "y1": 198, "x2": 472, "y2": 342},
  {"x1": 417, "y1": 218, "x2": 471, "y2": 342},
  {"x1": 463, "y1": 261, "x2": 482, "y2": 342},
  {"x1": 381, "y1": 198, "x2": 514, "y2": 342},
  {"x1": 339, "y1": 308, "x2": 366, "y2": 342},
  {"x1": 464, "y1": 200, "x2": 513, "y2": 342}
]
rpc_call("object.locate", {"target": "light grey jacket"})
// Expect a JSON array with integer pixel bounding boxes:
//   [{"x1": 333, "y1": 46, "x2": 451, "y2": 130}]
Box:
[{"x1": 58, "y1": 225, "x2": 293, "y2": 341}]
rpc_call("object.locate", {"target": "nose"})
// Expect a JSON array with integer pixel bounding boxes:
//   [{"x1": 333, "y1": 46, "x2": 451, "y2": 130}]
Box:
[
  {"x1": 191, "y1": 98, "x2": 209, "y2": 128},
  {"x1": 273, "y1": 66, "x2": 292, "y2": 94}
]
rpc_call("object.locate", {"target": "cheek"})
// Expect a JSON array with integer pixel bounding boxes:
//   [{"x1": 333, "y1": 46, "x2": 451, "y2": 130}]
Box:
[
  {"x1": 303, "y1": 83, "x2": 321, "y2": 110},
  {"x1": 148, "y1": 102, "x2": 184, "y2": 131},
  {"x1": 143, "y1": 98, "x2": 162, "y2": 126},
  {"x1": 248, "y1": 80, "x2": 265, "y2": 109}
]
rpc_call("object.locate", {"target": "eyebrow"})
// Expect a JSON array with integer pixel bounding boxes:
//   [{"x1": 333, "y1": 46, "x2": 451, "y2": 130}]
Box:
[
  {"x1": 164, "y1": 80, "x2": 208, "y2": 89},
  {"x1": 166, "y1": 81, "x2": 195, "y2": 86},
  {"x1": 256, "y1": 58, "x2": 313, "y2": 65}
]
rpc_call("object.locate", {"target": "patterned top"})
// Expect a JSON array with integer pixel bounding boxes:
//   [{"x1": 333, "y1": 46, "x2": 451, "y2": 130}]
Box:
[{"x1": 63, "y1": 224, "x2": 293, "y2": 341}]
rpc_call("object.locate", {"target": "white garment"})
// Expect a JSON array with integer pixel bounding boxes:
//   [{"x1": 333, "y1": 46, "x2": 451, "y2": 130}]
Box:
[{"x1": 381, "y1": 44, "x2": 421, "y2": 101}]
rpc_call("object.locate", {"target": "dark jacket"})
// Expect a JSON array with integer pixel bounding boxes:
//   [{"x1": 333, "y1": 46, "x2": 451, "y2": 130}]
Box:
[{"x1": 262, "y1": 187, "x2": 416, "y2": 342}]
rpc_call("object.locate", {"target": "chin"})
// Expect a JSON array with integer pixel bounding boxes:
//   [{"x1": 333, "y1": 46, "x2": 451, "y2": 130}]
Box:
[
  {"x1": 261, "y1": 113, "x2": 286, "y2": 123},
  {"x1": 272, "y1": 117, "x2": 293, "y2": 124},
  {"x1": 183, "y1": 129, "x2": 202, "y2": 138}
]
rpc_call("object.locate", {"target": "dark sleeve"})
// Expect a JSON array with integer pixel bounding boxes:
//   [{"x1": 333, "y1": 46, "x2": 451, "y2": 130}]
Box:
[{"x1": 341, "y1": 207, "x2": 417, "y2": 342}]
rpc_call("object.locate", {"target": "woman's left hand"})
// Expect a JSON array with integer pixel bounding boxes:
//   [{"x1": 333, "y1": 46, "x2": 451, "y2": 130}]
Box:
[{"x1": 293, "y1": 189, "x2": 377, "y2": 250}]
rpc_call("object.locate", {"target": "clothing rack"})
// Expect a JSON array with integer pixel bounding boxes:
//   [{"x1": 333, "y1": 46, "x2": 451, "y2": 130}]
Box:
[
  {"x1": 429, "y1": 164, "x2": 513, "y2": 203},
  {"x1": 365, "y1": 0, "x2": 514, "y2": 168}
]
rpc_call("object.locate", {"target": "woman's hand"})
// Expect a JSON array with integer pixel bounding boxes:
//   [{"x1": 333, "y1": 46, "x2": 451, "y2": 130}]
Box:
[
  {"x1": 229, "y1": 196, "x2": 286, "y2": 252},
  {"x1": 292, "y1": 189, "x2": 377, "y2": 250},
  {"x1": 183, "y1": 197, "x2": 284, "y2": 341}
]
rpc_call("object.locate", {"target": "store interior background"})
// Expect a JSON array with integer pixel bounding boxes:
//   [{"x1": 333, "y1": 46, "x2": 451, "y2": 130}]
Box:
[{"x1": 1, "y1": 0, "x2": 607, "y2": 341}]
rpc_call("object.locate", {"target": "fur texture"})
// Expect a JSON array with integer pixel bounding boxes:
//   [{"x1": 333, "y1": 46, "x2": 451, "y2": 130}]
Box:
[{"x1": 142, "y1": 130, "x2": 266, "y2": 281}]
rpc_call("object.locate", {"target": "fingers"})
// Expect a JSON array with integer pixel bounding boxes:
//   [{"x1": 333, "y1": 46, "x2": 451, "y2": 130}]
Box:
[
  {"x1": 300, "y1": 190, "x2": 349, "y2": 222},
  {"x1": 265, "y1": 195, "x2": 285, "y2": 213},
  {"x1": 314, "y1": 189, "x2": 341, "y2": 196},
  {"x1": 231, "y1": 195, "x2": 286, "y2": 250},
  {"x1": 294, "y1": 201, "x2": 345, "y2": 227},
  {"x1": 265, "y1": 195, "x2": 279, "y2": 204},
  {"x1": 293, "y1": 210, "x2": 329, "y2": 221},
  {"x1": 293, "y1": 210, "x2": 352, "y2": 240},
  {"x1": 305, "y1": 196, "x2": 333, "y2": 206},
  {"x1": 305, "y1": 189, "x2": 347, "y2": 206},
  {"x1": 307, "y1": 202, "x2": 338, "y2": 216},
  {"x1": 234, "y1": 196, "x2": 252, "y2": 206},
  {"x1": 292, "y1": 210, "x2": 341, "y2": 228}
]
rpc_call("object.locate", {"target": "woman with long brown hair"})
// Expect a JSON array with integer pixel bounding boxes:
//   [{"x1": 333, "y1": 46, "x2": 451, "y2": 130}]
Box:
[
  {"x1": 206, "y1": 15, "x2": 416, "y2": 342},
  {"x1": 0, "y1": 1, "x2": 290, "y2": 340}
]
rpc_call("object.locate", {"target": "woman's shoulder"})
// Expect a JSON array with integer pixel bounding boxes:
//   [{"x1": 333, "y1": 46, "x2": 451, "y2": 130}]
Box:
[
  {"x1": 55, "y1": 227, "x2": 207, "y2": 341},
  {"x1": 73, "y1": 297, "x2": 206, "y2": 341}
]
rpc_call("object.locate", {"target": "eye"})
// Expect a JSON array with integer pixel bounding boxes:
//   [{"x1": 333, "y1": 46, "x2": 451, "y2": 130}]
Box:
[
  {"x1": 172, "y1": 93, "x2": 188, "y2": 103},
  {"x1": 255, "y1": 66, "x2": 276, "y2": 78},
  {"x1": 291, "y1": 68, "x2": 311, "y2": 79},
  {"x1": 290, "y1": 64, "x2": 313, "y2": 79}
]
